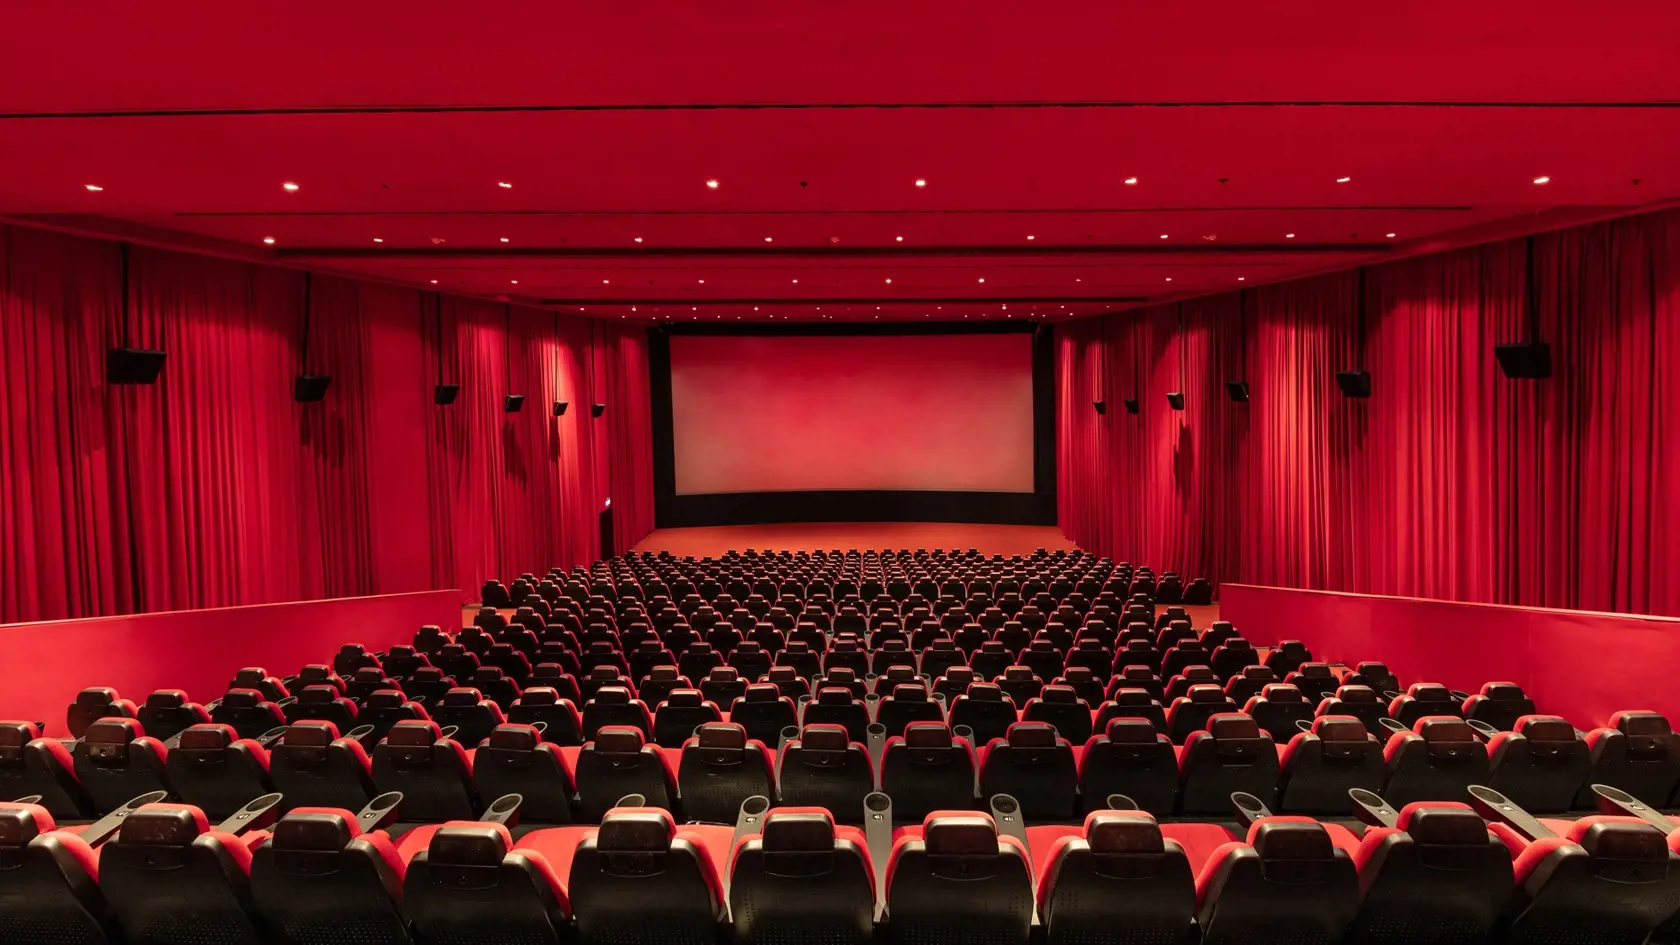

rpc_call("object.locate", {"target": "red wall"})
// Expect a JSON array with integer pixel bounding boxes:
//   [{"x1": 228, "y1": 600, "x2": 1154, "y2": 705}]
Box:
[
  {"x1": 1222, "y1": 583, "x2": 1680, "y2": 729},
  {"x1": 0, "y1": 590, "x2": 461, "y2": 736}
]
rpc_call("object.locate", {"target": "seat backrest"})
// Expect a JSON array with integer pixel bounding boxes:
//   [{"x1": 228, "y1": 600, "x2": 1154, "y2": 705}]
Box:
[
  {"x1": 1194, "y1": 817, "x2": 1359, "y2": 945},
  {"x1": 72, "y1": 717, "x2": 169, "y2": 815},
  {"x1": 729, "y1": 808, "x2": 873, "y2": 945},
  {"x1": 369, "y1": 719, "x2": 477, "y2": 822},
  {"x1": 0, "y1": 800, "x2": 112, "y2": 941},
  {"x1": 881, "y1": 723, "x2": 977, "y2": 821},
  {"x1": 1487, "y1": 714, "x2": 1591, "y2": 813},
  {"x1": 1285, "y1": 663, "x2": 1341, "y2": 704},
  {"x1": 652, "y1": 689, "x2": 724, "y2": 748},
  {"x1": 776, "y1": 724, "x2": 872, "y2": 823},
  {"x1": 269, "y1": 722, "x2": 375, "y2": 813},
  {"x1": 1390, "y1": 683, "x2": 1464, "y2": 727},
  {"x1": 568, "y1": 808, "x2": 724, "y2": 945},
  {"x1": 1022, "y1": 685, "x2": 1093, "y2": 744},
  {"x1": 507, "y1": 687, "x2": 585, "y2": 746},
  {"x1": 801, "y1": 688, "x2": 870, "y2": 743},
  {"x1": 1275, "y1": 715, "x2": 1383, "y2": 815},
  {"x1": 1178, "y1": 713, "x2": 1280, "y2": 815},
  {"x1": 675, "y1": 722, "x2": 774, "y2": 824},
  {"x1": 165, "y1": 723, "x2": 273, "y2": 821},
  {"x1": 430, "y1": 687, "x2": 507, "y2": 745},
  {"x1": 472, "y1": 723, "x2": 575, "y2": 824},
  {"x1": 886, "y1": 812, "x2": 1033, "y2": 945},
  {"x1": 1077, "y1": 718, "x2": 1178, "y2": 817},
  {"x1": 1463, "y1": 681, "x2": 1537, "y2": 731},
  {"x1": 100, "y1": 803, "x2": 266, "y2": 945},
  {"x1": 248, "y1": 806, "x2": 409, "y2": 944},
  {"x1": 66, "y1": 687, "x2": 136, "y2": 740},
  {"x1": 1499, "y1": 816, "x2": 1680, "y2": 944},
  {"x1": 1164, "y1": 666, "x2": 1219, "y2": 703},
  {"x1": 1382, "y1": 716, "x2": 1489, "y2": 807},
  {"x1": 581, "y1": 686, "x2": 654, "y2": 741},
  {"x1": 1039, "y1": 810, "x2": 1196, "y2": 945},
  {"x1": 1349, "y1": 802, "x2": 1512, "y2": 944},
  {"x1": 404, "y1": 822, "x2": 569, "y2": 945},
  {"x1": 138, "y1": 690, "x2": 210, "y2": 743},
  {"x1": 1166, "y1": 685, "x2": 1238, "y2": 744},
  {"x1": 0, "y1": 722, "x2": 92, "y2": 819},
  {"x1": 728, "y1": 684, "x2": 799, "y2": 745},
  {"x1": 980, "y1": 722, "x2": 1078, "y2": 820},
  {"x1": 1245, "y1": 683, "x2": 1316, "y2": 742},
  {"x1": 285, "y1": 685, "x2": 358, "y2": 731},
  {"x1": 1584, "y1": 710, "x2": 1680, "y2": 810},
  {"x1": 878, "y1": 683, "x2": 945, "y2": 737},
  {"x1": 949, "y1": 683, "x2": 1018, "y2": 745},
  {"x1": 573, "y1": 727, "x2": 676, "y2": 823}
]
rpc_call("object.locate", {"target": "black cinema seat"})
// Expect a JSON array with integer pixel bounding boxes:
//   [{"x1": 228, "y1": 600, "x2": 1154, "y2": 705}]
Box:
[
  {"x1": 138, "y1": 690, "x2": 211, "y2": 743},
  {"x1": 1078, "y1": 718, "x2": 1178, "y2": 817},
  {"x1": 886, "y1": 812, "x2": 1034, "y2": 945},
  {"x1": 249, "y1": 806, "x2": 409, "y2": 945},
  {"x1": 0, "y1": 800, "x2": 110, "y2": 943},
  {"x1": 1193, "y1": 818, "x2": 1359, "y2": 945},
  {"x1": 653, "y1": 689, "x2": 724, "y2": 748},
  {"x1": 776, "y1": 724, "x2": 873, "y2": 823},
  {"x1": 472, "y1": 723, "x2": 576, "y2": 824},
  {"x1": 573, "y1": 726, "x2": 676, "y2": 823},
  {"x1": 71, "y1": 718, "x2": 169, "y2": 816},
  {"x1": 1178, "y1": 713, "x2": 1280, "y2": 816},
  {"x1": 0, "y1": 721, "x2": 92, "y2": 819},
  {"x1": 1346, "y1": 801, "x2": 1513, "y2": 945},
  {"x1": 1581, "y1": 710, "x2": 1680, "y2": 809},
  {"x1": 980, "y1": 721, "x2": 1078, "y2": 820},
  {"x1": 881, "y1": 722, "x2": 977, "y2": 821},
  {"x1": 1277, "y1": 716, "x2": 1384, "y2": 815},
  {"x1": 369, "y1": 719, "x2": 476, "y2": 822},
  {"x1": 562, "y1": 808, "x2": 727, "y2": 945},
  {"x1": 1462, "y1": 682, "x2": 1538, "y2": 731},
  {"x1": 1036, "y1": 811, "x2": 1197, "y2": 945},
  {"x1": 676, "y1": 722, "x2": 774, "y2": 824},
  {"x1": 1485, "y1": 714, "x2": 1590, "y2": 813},
  {"x1": 729, "y1": 808, "x2": 874, "y2": 945},
  {"x1": 269, "y1": 722, "x2": 376, "y2": 813},
  {"x1": 404, "y1": 822, "x2": 570, "y2": 945},
  {"x1": 1382, "y1": 717, "x2": 1489, "y2": 807},
  {"x1": 165, "y1": 723, "x2": 273, "y2": 821},
  {"x1": 99, "y1": 803, "x2": 268, "y2": 945}
]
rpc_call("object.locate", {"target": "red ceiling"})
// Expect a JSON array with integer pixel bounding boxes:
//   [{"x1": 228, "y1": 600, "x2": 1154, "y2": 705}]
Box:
[{"x1": 3, "y1": 2, "x2": 1678, "y2": 322}]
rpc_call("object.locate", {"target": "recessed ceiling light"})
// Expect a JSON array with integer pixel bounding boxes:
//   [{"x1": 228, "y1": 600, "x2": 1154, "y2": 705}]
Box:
[
  {"x1": 602, "y1": 279, "x2": 609, "y2": 284},
  {"x1": 510, "y1": 280, "x2": 518, "y2": 284},
  {"x1": 1386, "y1": 232, "x2": 1397, "y2": 238},
  {"x1": 753, "y1": 306, "x2": 759, "y2": 311},
  {"x1": 705, "y1": 179, "x2": 719, "y2": 189},
  {"x1": 978, "y1": 277, "x2": 985, "y2": 283},
  {"x1": 885, "y1": 278, "x2": 892, "y2": 284},
  {"x1": 792, "y1": 279, "x2": 799, "y2": 284},
  {"x1": 698, "y1": 279, "x2": 704, "y2": 284},
  {"x1": 1533, "y1": 176, "x2": 1551, "y2": 185},
  {"x1": 430, "y1": 279, "x2": 438, "y2": 284},
  {"x1": 1336, "y1": 177, "x2": 1351, "y2": 183},
  {"x1": 634, "y1": 237, "x2": 643, "y2": 243},
  {"x1": 84, "y1": 184, "x2": 104, "y2": 192},
  {"x1": 764, "y1": 236, "x2": 773, "y2": 242},
  {"x1": 895, "y1": 236, "x2": 904, "y2": 242},
  {"x1": 1075, "y1": 278, "x2": 1082, "y2": 282},
  {"x1": 1286, "y1": 233, "x2": 1296, "y2": 239},
  {"x1": 282, "y1": 182, "x2": 300, "y2": 192},
  {"x1": 500, "y1": 237, "x2": 510, "y2": 243},
  {"x1": 498, "y1": 181, "x2": 513, "y2": 189},
  {"x1": 632, "y1": 306, "x2": 638, "y2": 311},
  {"x1": 372, "y1": 238, "x2": 383, "y2": 243},
  {"x1": 1166, "y1": 277, "x2": 1173, "y2": 282},
  {"x1": 1124, "y1": 177, "x2": 1138, "y2": 186},
  {"x1": 1027, "y1": 235, "x2": 1035, "y2": 241},
  {"x1": 1160, "y1": 234, "x2": 1169, "y2": 240},
  {"x1": 262, "y1": 237, "x2": 276, "y2": 245},
  {"x1": 1237, "y1": 277, "x2": 1245, "y2": 282},
  {"x1": 914, "y1": 179, "x2": 927, "y2": 188}
]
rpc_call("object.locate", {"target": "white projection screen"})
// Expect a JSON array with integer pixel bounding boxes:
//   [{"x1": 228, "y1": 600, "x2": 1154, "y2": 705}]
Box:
[{"x1": 669, "y1": 332, "x2": 1036, "y2": 495}]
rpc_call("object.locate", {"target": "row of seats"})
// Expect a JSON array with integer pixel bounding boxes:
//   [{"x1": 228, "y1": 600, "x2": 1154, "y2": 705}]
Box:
[{"x1": 8, "y1": 784, "x2": 1680, "y2": 945}]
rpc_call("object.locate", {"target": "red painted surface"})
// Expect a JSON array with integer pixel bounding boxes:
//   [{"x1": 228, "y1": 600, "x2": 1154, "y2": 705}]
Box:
[
  {"x1": 1221, "y1": 584, "x2": 1680, "y2": 729},
  {"x1": 0, "y1": 590, "x2": 461, "y2": 736}
]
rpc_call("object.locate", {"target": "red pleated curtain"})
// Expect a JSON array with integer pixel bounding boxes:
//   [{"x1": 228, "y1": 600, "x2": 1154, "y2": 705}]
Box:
[
  {"x1": 0, "y1": 223, "x2": 655, "y2": 623},
  {"x1": 1059, "y1": 207, "x2": 1680, "y2": 616}
]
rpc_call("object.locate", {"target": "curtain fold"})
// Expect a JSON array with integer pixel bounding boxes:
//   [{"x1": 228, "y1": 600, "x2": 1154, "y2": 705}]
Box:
[
  {"x1": 0, "y1": 222, "x2": 654, "y2": 623},
  {"x1": 1057, "y1": 207, "x2": 1680, "y2": 617}
]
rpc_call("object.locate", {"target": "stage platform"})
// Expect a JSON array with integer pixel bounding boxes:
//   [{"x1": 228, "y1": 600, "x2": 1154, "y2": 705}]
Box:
[{"x1": 632, "y1": 523, "x2": 1077, "y2": 558}]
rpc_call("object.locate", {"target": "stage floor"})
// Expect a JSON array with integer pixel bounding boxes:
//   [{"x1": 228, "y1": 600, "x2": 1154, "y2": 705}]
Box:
[{"x1": 632, "y1": 522, "x2": 1078, "y2": 558}]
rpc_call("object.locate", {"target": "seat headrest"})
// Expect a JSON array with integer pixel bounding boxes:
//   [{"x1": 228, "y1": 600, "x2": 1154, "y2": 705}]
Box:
[
  {"x1": 1180, "y1": 666, "x2": 1216, "y2": 682},
  {"x1": 299, "y1": 685, "x2": 341, "y2": 705},
  {"x1": 743, "y1": 683, "x2": 780, "y2": 703},
  {"x1": 1241, "y1": 666, "x2": 1277, "y2": 681},
  {"x1": 782, "y1": 642, "x2": 810, "y2": 656},
  {"x1": 762, "y1": 810, "x2": 836, "y2": 851},
  {"x1": 85, "y1": 718, "x2": 141, "y2": 744},
  {"x1": 145, "y1": 690, "x2": 187, "y2": 710},
  {"x1": 890, "y1": 683, "x2": 928, "y2": 702},
  {"x1": 1187, "y1": 685, "x2": 1227, "y2": 704},
  {"x1": 697, "y1": 722, "x2": 747, "y2": 749},
  {"x1": 1572, "y1": 819, "x2": 1669, "y2": 862},
  {"x1": 1616, "y1": 711, "x2": 1672, "y2": 738},
  {"x1": 1296, "y1": 663, "x2": 1333, "y2": 678},
  {"x1": 1480, "y1": 682, "x2": 1525, "y2": 700},
  {"x1": 429, "y1": 824, "x2": 510, "y2": 865},
  {"x1": 411, "y1": 667, "x2": 445, "y2": 682},
  {"x1": 598, "y1": 809, "x2": 677, "y2": 851},
  {"x1": 75, "y1": 687, "x2": 120, "y2": 708},
  {"x1": 283, "y1": 722, "x2": 339, "y2": 746},
  {"x1": 586, "y1": 641, "x2": 618, "y2": 654},
  {"x1": 707, "y1": 667, "x2": 740, "y2": 682},
  {"x1": 1408, "y1": 683, "x2": 1453, "y2": 702},
  {"x1": 0, "y1": 803, "x2": 50, "y2": 846},
  {"x1": 924, "y1": 814, "x2": 999, "y2": 855},
  {"x1": 593, "y1": 686, "x2": 632, "y2": 706},
  {"x1": 1041, "y1": 685, "x2": 1078, "y2": 704},
  {"x1": 588, "y1": 665, "x2": 623, "y2": 681},
  {"x1": 826, "y1": 667, "x2": 859, "y2": 683},
  {"x1": 223, "y1": 682, "x2": 262, "y2": 706},
  {"x1": 274, "y1": 810, "x2": 356, "y2": 851},
  {"x1": 1516, "y1": 715, "x2": 1576, "y2": 742},
  {"x1": 1121, "y1": 665, "x2": 1157, "y2": 681},
  {"x1": 520, "y1": 687, "x2": 560, "y2": 706},
  {"x1": 1260, "y1": 684, "x2": 1305, "y2": 703},
  {"x1": 648, "y1": 666, "x2": 679, "y2": 681},
  {"x1": 472, "y1": 666, "x2": 506, "y2": 683},
  {"x1": 1007, "y1": 721, "x2": 1058, "y2": 747},
  {"x1": 1208, "y1": 714, "x2": 1262, "y2": 740},
  {"x1": 1251, "y1": 820, "x2": 1334, "y2": 859},
  {"x1": 119, "y1": 804, "x2": 207, "y2": 846},
  {"x1": 592, "y1": 726, "x2": 645, "y2": 753},
  {"x1": 299, "y1": 665, "x2": 335, "y2": 681},
  {"x1": 815, "y1": 688, "x2": 854, "y2": 707},
  {"x1": 1312, "y1": 716, "x2": 1370, "y2": 742},
  {"x1": 1085, "y1": 811, "x2": 1165, "y2": 853},
  {"x1": 800, "y1": 724, "x2": 850, "y2": 751},
  {"x1": 767, "y1": 666, "x2": 799, "y2": 682},
  {"x1": 386, "y1": 720, "x2": 441, "y2": 746},
  {"x1": 903, "y1": 722, "x2": 953, "y2": 748},
  {"x1": 736, "y1": 641, "x2": 764, "y2": 654},
  {"x1": 965, "y1": 683, "x2": 1003, "y2": 703},
  {"x1": 1416, "y1": 717, "x2": 1478, "y2": 743},
  {"x1": 440, "y1": 688, "x2": 483, "y2": 707},
  {"x1": 1003, "y1": 666, "x2": 1037, "y2": 681},
  {"x1": 1111, "y1": 688, "x2": 1155, "y2": 707},
  {"x1": 178, "y1": 724, "x2": 235, "y2": 750},
  {"x1": 355, "y1": 667, "x2": 389, "y2": 683},
  {"x1": 1401, "y1": 805, "x2": 1490, "y2": 845},
  {"x1": 0, "y1": 722, "x2": 35, "y2": 748},
  {"x1": 1335, "y1": 685, "x2": 1378, "y2": 703},
  {"x1": 1063, "y1": 667, "x2": 1095, "y2": 683},
  {"x1": 665, "y1": 689, "x2": 704, "y2": 707},
  {"x1": 364, "y1": 690, "x2": 407, "y2": 709},
  {"x1": 1170, "y1": 640, "x2": 1205, "y2": 653},
  {"x1": 233, "y1": 668, "x2": 268, "y2": 685},
  {"x1": 1219, "y1": 638, "x2": 1254, "y2": 651},
  {"x1": 488, "y1": 724, "x2": 541, "y2": 752},
  {"x1": 1105, "y1": 718, "x2": 1160, "y2": 743}
]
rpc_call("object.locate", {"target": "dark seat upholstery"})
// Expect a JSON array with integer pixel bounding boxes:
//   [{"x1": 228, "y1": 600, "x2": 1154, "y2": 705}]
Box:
[
  {"x1": 653, "y1": 689, "x2": 724, "y2": 748},
  {"x1": 138, "y1": 690, "x2": 210, "y2": 743},
  {"x1": 564, "y1": 809, "x2": 725, "y2": 945},
  {"x1": 1285, "y1": 663, "x2": 1341, "y2": 705},
  {"x1": 1179, "y1": 713, "x2": 1281, "y2": 816},
  {"x1": 1244, "y1": 683, "x2": 1316, "y2": 742},
  {"x1": 980, "y1": 722, "x2": 1078, "y2": 820},
  {"x1": 1494, "y1": 815, "x2": 1680, "y2": 944},
  {"x1": 248, "y1": 807, "x2": 409, "y2": 945},
  {"x1": 801, "y1": 687, "x2": 871, "y2": 744},
  {"x1": 165, "y1": 723, "x2": 273, "y2": 820},
  {"x1": 728, "y1": 684, "x2": 799, "y2": 746},
  {"x1": 885, "y1": 812, "x2": 1034, "y2": 945},
  {"x1": 581, "y1": 686, "x2": 655, "y2": 741},
  {"x1": 676, "y1": 722, "x2": 774, "y2": 824},
  {"x1": 100, "y1": 803, "x2": 266, "y2": 945},
  {"x1": 0, "y1": 800, "x2": 110, "y2": 943},
  {"x1": 71, "y1": 718, "x2": 169, "y2": 815},
  {"x1": 1193, "y1": 818, "x2": 1359, "y2": 945},
  {"x1": 1318, "y1": 684, "x2": 1391, "y2": 737},
  {"x1": 430, "y1": 687, "x2": 507, "y2": 746},
  {"x1": 65, "y1": 687, "x2": 137, "y2": 740},
  {"x1": 0, "y1": 721, "x2": 92, "y2": 819},
  {"x1": 573, "y1": 726, "x2": 676, "y2": 823},
  {"x1": 1486, "y1": 714, "x2": 1590, "y2": 813},
  {"x1": 1078, "y1": 717, "x2": 1178, "y2": 817},
  {"x1": 1382, "y1": 717, "x2": 1489, "y2": 807},
  {"x1": 1581, "y1": 710, "x2": 1680, "y2": 809},
  {"x1": 1389, "y1": 683, "x2": 1464, "y2": 728},
  {"x1": 369, "y1": 719, "x2": 477, "y2": 822},
  {"x1": 1462, "y1": 682, "x2": 1538, "y2": 731},
  {"x1": 729, "y1": 808, "x2": 874, "y2": 945},
  {"x1": 284, "y1": 685, "x2": 358, "y2": 732},
  {"x1": 877, "y1": 683, "x2": 944, "y2": 737},
  {"x1": 508, "y1": 687, "x2": 585, "y2": 746},
  {"x1": 1166, "y1": 685, "x2": 1238, "y2": 745},
  {"x1": 1022, "y1": 685, "x2": 1094, "y2": 744},
  {"x1": 1037, "y1": 811, "x2": 1197, "y2": 945},
  {"x1": 269, "y1": 722, "x2": 376, "y2": 813},
  {"x1": 881, "y1": 722, "x2": 977, "y2": 821},
  {"x1": 949, "y1": 683, "x2": 1019, "y2": 746},
  {"x1": 1347, "y1": 802, "x2": 1512, "y2": 945},
  {"x1": 776, "y1": 724, "x2": 873, "y2": 823},
  {"x1": 404, "y1": 822, "x2": 569, "y2": 945},
  {"x1": 472, "y1": 723, "x2": 575, "y2": 824},
  {"x1": 1277, "y1": 715, "x2": 1384, "y2": 814}
]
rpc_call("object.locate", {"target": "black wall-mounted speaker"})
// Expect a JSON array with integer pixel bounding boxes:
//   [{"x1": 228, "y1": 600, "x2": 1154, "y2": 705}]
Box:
[
  {"x1": 504, "y1": 394, "x2": 526, "y2": 413},
  {"x1": 1336, "y1": 370, "x2": 1373, "y2": 398},
  {"x1": 1226, "y1": 381, "x2": 1250, "y2": 402},
  {"x1": 1093, "y1": 400, "x2": 1106, "y2": 414},
  {"x1": 1166, "y1": 392, "x2": 1185, "y2": 411},
  {"x1": 293, "y1": 375, "x2": 332, "y2": 402},
  {"x1": 1495, "y1": 342, "x2": 1554, "y2": 379},
  {"x1": 1122, "y1": 398, "x2": 1140, "y2": 415},
  {"x1": 107, "y1": 348, "x2": 166, "y2": 385},
  {"x1": 553, "y1": 400, "x2": 570, "y2": 416},
  {"x1": 434, "y1": 384, "x2": 460, "y2": 405},
  {"x1": 591, "y1": 403, "x2": 606, "y2": 418}
]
